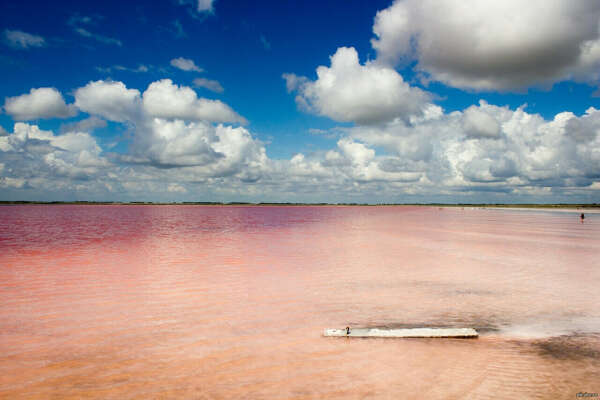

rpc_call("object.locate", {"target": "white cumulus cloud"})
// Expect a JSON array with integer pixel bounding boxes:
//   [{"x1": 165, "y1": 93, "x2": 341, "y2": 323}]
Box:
[
  {"x1": 344, "y1": 101, "x2": 600, "y2": 191},
  {"x1": 4, "y1": 72, "x2": 599, "y2": 202},
  {"x1": 4, "y1": 88, "x2": 77, "y2": 121},
  {"x1": 0, "y1": 122, "x2": 109, "y2": 188},
  {"x1": 462, "y1": 105, "x2": 502, "y2": 139},
  {"x1": 284, "y1": 47, "x2": 430, "y2": 125},
  {"x1": 371, "y1": 0, "x2": 600, "y2": 90},
  {"x1": 142, "y1": 79, "x2": 245, "y2": 124},
  {"x1": 122, "y1": 118, "x2": 267, "y2": 179},
  {"x1": 128, "y1": 118, "x2": 223, "y2": 168},
  {"x1": 74, "y1": 80, "x2": 142, "y2": 122},
  {"x1": 73, "y1": 79, "x2": 245, "y2": 124}
]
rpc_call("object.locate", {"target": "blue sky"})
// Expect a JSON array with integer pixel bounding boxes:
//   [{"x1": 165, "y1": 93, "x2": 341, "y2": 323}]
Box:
[{"x1": 1, "y1": 0, "x2": 600, "y2": 203}]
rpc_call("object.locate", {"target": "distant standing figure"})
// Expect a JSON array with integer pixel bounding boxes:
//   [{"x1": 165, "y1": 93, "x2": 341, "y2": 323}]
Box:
[
  {"x1": 581, "y1": 213, "x2": 585, "y2": 222},
  {"x1": 346, "y1": 326, "x2": 351, "y2": 335}
]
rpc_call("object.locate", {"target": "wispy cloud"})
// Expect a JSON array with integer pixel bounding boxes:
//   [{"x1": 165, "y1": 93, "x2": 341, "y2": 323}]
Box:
[
  {"x1": 60, "y1": 116, "x2": 107, "y2": 134},
  {"x1": 178, "y1": 0, "x2": 215, "y2": 13},
  {"x1": 73, "y1": 27, "x2": 122, "y2": 46},
  {"x1": 308, "y1": 128, "x2": 342, "y2": 140},
  {"x1": 196, "y1": 0, "x2": 215, "y2": 12},
  {"x1": 96, "y1": 64, "x2": 150, "y2": 74},
  {"x1": 193, "y1": 78, "x2": 224, "y2": 93},
  {"x1": 68, "y1": 14, "x2": 122, "y2": 47},
  {"x1": 170, "y1": 57, "x2": 203, "y2": 72},
  {"x1": 68, "y1": 15, "x2": 95, "y2": 25},
  {"x1": 3, "y1": 29, "x2": 45, "y2": 49},
  {"x1": 172, "y1": 20, "x2": 186, "y2": 38},
  {"x1": 176, "y1": 0, "x2": 216, "y2": 20},
  {"x1": 260, "y1": 34, "x2": 271, "y2": 50}
]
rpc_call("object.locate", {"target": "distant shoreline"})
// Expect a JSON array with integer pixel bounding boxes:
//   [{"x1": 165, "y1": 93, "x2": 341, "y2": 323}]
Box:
[{"x1": 0, "y1": 201, "x2": 598, "y2": 209}]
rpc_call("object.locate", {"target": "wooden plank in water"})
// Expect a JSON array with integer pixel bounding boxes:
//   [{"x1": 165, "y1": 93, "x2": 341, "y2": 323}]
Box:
[{"x1": 323, "y1": 327, "x2": 478, "y2": 338}]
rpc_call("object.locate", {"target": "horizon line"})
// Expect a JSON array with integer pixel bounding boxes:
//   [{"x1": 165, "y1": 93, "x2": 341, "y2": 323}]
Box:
[{"x1": 1, "y1": 201, "x2": 598, "y2": 208}]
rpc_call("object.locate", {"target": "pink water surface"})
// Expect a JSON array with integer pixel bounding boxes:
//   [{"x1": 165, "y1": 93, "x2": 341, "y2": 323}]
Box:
[{"x1": 1, "y1": 205, "x2": 599, "y2": 399}]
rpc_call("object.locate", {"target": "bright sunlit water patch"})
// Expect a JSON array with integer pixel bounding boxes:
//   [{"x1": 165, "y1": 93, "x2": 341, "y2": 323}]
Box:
[{"x1": 0, "y1": 205, "x2": 598, "y2": 399}]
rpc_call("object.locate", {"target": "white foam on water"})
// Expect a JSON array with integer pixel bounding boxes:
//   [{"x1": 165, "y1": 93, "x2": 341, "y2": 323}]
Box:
[{"x1": 498, "y1": 317, "x2": 600, "y2": 339}]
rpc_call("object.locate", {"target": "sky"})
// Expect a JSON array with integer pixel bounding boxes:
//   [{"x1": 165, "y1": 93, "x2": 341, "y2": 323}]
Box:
[{"x1": 1, "y1": 0, "x2": 599, "y2": 203}]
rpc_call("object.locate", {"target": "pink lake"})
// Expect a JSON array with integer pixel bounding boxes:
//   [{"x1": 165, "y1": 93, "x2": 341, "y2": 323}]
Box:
[{"x1": 0, "y1": 205, "x2": 599, "y2": 399}]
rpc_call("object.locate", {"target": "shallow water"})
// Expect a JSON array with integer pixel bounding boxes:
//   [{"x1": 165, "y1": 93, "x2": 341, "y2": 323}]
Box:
[{"x1": 0, "y1": 205, "x2": 598, "y2": 399}]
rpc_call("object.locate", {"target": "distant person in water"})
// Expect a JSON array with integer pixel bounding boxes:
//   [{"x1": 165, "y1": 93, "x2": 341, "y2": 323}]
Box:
[
  {"x1": 346, "y1": 326, "x2": 351, "y2": 335},
  {"x1": 581, "y1": 213, "x2": 585, "y2": 222}
]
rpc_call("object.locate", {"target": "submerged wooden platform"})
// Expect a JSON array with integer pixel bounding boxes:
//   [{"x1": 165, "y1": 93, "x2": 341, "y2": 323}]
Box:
[{"x1": 323, "y1": 327, "x2": 478, "y2": 338}]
